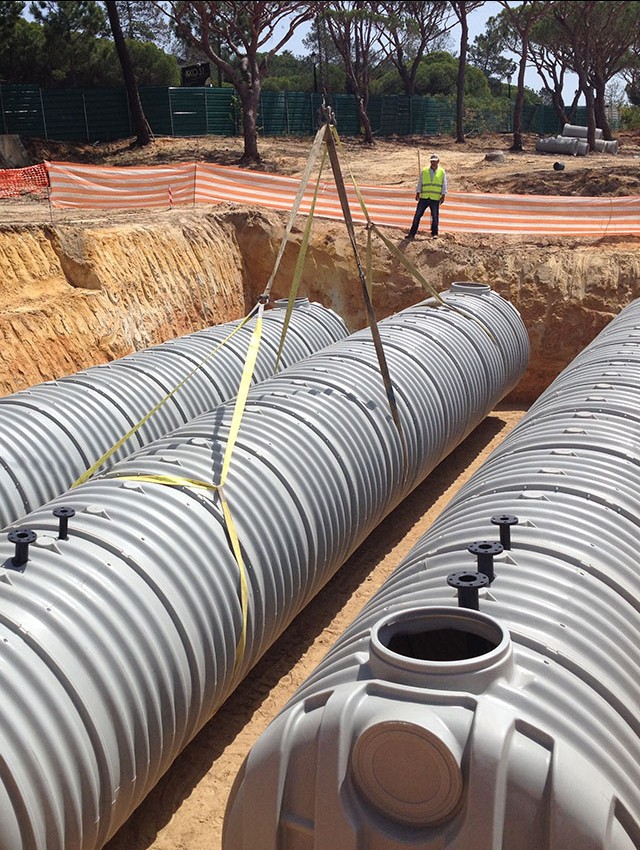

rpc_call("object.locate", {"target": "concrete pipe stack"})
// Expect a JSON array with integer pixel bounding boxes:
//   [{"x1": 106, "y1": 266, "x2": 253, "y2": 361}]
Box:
[
  {"x1": 536, "y1": 133, "x2": 588, "y2": 157},
  {"x1": 0, "y1": 299, "x2": 348, "y2": 528},
  {"x1": 0, "y1": 283, "x2": 528, "y2": 850},
  {"x1": 536, "y1": 122, "x2": 617, "y2": 157},
  {"x1": 223, "y1": 298, "x2": 640, "y2": 850}
]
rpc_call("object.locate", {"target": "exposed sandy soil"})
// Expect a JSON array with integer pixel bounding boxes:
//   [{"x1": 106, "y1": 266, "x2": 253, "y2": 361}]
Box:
[{"x1": 1, "y1": 128, "x2": 640, "y2": 849}]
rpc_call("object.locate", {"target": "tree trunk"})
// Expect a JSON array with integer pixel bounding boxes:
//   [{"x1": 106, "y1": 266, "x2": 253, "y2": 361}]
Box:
[
  {"x1": 455, "y1": 15, "x2": 468, "y2": 143},
  {"x1": 593, "y1": 78, "x2": 612, "y2": 139},
  {"x1": 357, "y1": 96, "x2": 374, "y2": 143},
  {"x1": 105, "y1": 0, "x2": 151, "y2": 147},
  {"x1": 511, "y1": 50, "x2": 527, "y2": 151},
  {"x1": 583, "y1": 82, "x2": 597, "y2": 150},
  {"x1": 239, "y1": 83, "x2": 261, "y2": 165},
  {"x1": 550, "y1": 90, "x2": 570, "y2": 128}
]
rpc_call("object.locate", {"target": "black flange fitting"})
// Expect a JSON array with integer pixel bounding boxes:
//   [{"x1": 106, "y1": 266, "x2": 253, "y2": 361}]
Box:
[
  {"x1": 53, "y1": 506, "x2": 76, "y2": 540},
  {"x1": 447, "y1": 570, "x2": 489, "y2": 610},
  {"x1": 468, "y1": 540, "x2": 503, "y2": 583},
  {"x1": 490, "y1": 514, "x2": 519, "y2": 550},
  {"x1": 8, "y1": 529, "x2": 37, "y2": 568}
]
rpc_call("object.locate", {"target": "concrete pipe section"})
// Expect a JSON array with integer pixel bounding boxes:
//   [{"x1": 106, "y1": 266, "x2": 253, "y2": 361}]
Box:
[
  {"x1": 593, "y1": 139, "x2": 619, "y2": 155},
  {"x1": 0, "y1": 283, "x2": 528, "y2": 850},
  {"x1": 535, "y1": 136, "x2": 588, "y2": 157},
  {"x1": 0, "y1": 299, "x2": 348, "y2": 528},
  {"x1": 224, "y1": 298, "x2": 640, "y2": 850},
  {"x1": 562, "y1": 122, "x2": 604, "y2": 140}
]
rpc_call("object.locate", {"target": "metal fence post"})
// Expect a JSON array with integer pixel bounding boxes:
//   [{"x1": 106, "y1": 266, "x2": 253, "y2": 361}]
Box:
[
  {"x1": 0, "y1": 86, "x2": 6, "y2": 135},
  {"x1": 38, "y1": 87, "x2": 49, "y2": 140},
  {"x1": 82, "y1": 92, "x2": 90, "y2": 141}
]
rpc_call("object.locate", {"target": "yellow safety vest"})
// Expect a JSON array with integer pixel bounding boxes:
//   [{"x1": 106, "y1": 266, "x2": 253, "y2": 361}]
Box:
[{"x1": 420, "y1": 167, "x2": 445, "y2": 200}]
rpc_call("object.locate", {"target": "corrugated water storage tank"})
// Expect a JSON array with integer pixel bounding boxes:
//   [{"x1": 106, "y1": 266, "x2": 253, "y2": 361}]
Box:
[
  {"x1": 0, "y1": 283, "x2": 528, "y2": 850},
  {"x1": 223, "y1": 298, "x2": 640, "y2": 850},
  {"x1": 0, "y1": 298, "x2": 348, "y2": 528}
]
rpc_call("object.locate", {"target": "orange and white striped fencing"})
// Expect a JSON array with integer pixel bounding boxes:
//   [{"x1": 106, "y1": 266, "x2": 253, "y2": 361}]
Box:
[
  {"x1": 46, "y1": 161, "x2": 195, "y2": 210},
  {"x1": 45, "y1": 160, "x2": 640, "y2": 237}
]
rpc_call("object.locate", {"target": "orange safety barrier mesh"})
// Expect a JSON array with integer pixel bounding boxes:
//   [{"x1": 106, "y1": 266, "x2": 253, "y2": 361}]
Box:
[
  {"x1": 0, "y1": 163, "x2": 49, "y2": 199},
  {"x1": 46, "y1": 160, "x2": 640, "y2": 236}
]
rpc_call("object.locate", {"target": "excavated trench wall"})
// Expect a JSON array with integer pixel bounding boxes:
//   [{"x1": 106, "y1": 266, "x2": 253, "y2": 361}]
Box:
[{"x1": 2, "y1": 206, "x2": 640, "y2": 402}]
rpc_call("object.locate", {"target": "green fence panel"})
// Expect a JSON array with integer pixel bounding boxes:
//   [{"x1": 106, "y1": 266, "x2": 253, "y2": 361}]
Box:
[
  {"x1": 0, "y1": 85, "x2": 45, "y2": 137},
  {"x1": 530, "y1": 103, "x2": 557, "y2": 135},
  {"x1": 378, "y1": 95, "x2": 410, "y2": 136},
  {"x1": 400, "y1": 96, "x2": 423, "y2": 136},
  {"x1": 280, "y1": 91, "x2": 317, "y2": 135},
  {"x1": 465, "y1": 105, "x2": 511, "y2": 135},
  {"x1": 392, "y1": 96, "x2": 412, "y2": 136},
  {"x1": 2, "y1": 84, "x2": 620, "y2": 145},
  {"x1": 258, "y1": 90, "x2": 288, "y2": 134},
  {"x1": 366, "y1": 95, "x2": 382, "y2": 135},
  {"x1": 421, "y1": 98, "x2": 454, "y2": 135},
  {"x1": 139, "y1": 87, "x2": 174, "y2": 136},
  {"x1": 41, "y1": 89, "x2": 87, "y2": 140},
  {"x1": 406, "y1": 96, "x2": 422, "y2": 134},
  {"x1": 367, "y1": 94, "x2": 402, "y2": 136},
  {"x1": 169, "y1": 88, "x2": 208, "y2": 136},
  {"x1": 84, "y1": 88, "x2": 131, "y2": 141},
  {"x1": 205, "y1": 87, "x2": 238, "y2": 135},
  {"x1": 331, "y1": 94, "x2": 360, "y2": 135}
]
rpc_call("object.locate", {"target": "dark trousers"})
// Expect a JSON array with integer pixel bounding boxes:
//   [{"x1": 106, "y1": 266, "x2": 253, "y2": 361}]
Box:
[{"x1": 408, "y1": 197, "x2": 441, "y2": 236}]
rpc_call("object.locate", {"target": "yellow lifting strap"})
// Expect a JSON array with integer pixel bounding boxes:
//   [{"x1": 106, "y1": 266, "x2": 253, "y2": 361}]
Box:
[
  {"x1": 70, "y1": 305, "x2": 260, "y2": 488},
  {"x1": 274, "y1": 146, "x2": 328, "y2": 372},
  {"x1": 261, "y1": 123, "x2": 329, "y2": 303},
  {"x1": 108, "y1": 301, "x2": 265, "y2": 682}
]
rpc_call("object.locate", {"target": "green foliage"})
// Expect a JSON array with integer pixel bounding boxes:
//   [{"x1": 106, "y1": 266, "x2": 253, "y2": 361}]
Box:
[
  {"x1": 372, "y1": 50, "x2": 497, "y2": 101},
  {"x1": 97, "y1": 38, "x2": 181, "y2": 86},
  {"x1": 115, "y1": 0, "x2": 175, "y2": 52},
  {"x1": 627, "y1": 77, "x2": 640, "y2": 106},
  {"x1": 261, "y1": 50, "x2": 308, "y2": 91},
  {"x1": 416, "y1": 51, "x2": 457, "y2": 96},
  {"x1": 261, "y1": 50, "x2": 346, "y2": 94},
  {"x1": 468, "y1": 16, "x2": 517, "y2": 81},
  {"x1": 0, "y1": 1, "x2": 26, "y2": 33},
  {"x1": 0, "y1": 1, "x2": 179, "y2": 87},
  {"x1": 369, "y1": 67, "x2": 403, "y2": 95},
  {"x1": 29, "y1": 0, "x2": 112, "y2": 86},
  {"x1": 620, "y1": 105, "x2": 640, "y2": 129},
  {"x1": 465, "y1": 66, "x2": 491, "y2": 99},
  {"x1": 0, "y1": 17, "x2": 45, "y2": 83}
]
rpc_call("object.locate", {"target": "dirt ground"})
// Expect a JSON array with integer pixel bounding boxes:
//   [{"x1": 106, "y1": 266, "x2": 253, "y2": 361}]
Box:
[
  {"x1": 5, "y1": 128, "x2": 640, "y2": 226},
  {"x1": 2, "y1": 128, "x2": 640, "y2": 849}
]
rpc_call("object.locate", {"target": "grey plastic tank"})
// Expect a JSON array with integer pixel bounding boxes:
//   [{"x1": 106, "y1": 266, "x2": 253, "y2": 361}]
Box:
[
  {"x1": 562, "y1": 122, "x2": 604, "y2": 139},
  {"x1": 0, "y1": 299, "x2": 348, "y2": 528},
  {"x1": 0, "y1": 284, "x2": 528, "y2": 850},
  {"x1": 224, "y1": 298, "x2": 640, "y2": 850}
]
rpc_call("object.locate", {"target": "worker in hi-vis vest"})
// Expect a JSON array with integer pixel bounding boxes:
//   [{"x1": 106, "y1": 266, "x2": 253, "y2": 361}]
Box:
[{"x1": 406, "y1": 153, "x2": 447, "y2": 240}]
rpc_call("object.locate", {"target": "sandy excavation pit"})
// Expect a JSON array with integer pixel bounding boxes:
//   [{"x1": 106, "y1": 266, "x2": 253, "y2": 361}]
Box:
[{"x1": 1, "y1": 131, "x2": 640, "y2": 849}]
